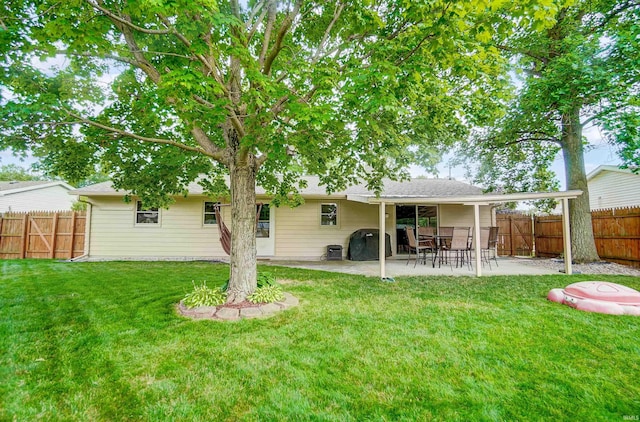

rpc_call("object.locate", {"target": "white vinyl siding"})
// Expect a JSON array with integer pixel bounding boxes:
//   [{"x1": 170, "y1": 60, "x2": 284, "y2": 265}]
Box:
[
  {"x1": 88, "y1": 197, "x2": 227, "y2": 259},
  {"x1": 85, "y1": 195, "x2": 493, "y2": 261},
  {"x1": 437, "y1": 204, "x2": 492, "y2": 229},
  {"x1": 588, "y1": 171, "x2": 640, "y2": 210},
  {"x1": 0, "y1": 185, "x2": 75, "y2": 213},
  {"x1": 274, "y1": 199, "x2": 385, "y2": 260}
]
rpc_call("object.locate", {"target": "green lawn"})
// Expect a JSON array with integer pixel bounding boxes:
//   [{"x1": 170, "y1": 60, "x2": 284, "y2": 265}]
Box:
[{"x1": 1, "y1": 260, "x2": 639, "y2": 421}]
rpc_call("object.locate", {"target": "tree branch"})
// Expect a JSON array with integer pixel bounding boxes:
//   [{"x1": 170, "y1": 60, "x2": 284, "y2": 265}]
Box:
[
  {"x1": 496, "y1": 44, "x2": 549, "y2": 65},
  {"x1": 263, "y1": 0, "x2": 303, "y2": 75},
  {"x1": 311, "y1": 2, "x2": 345, "y2": 64},
  {"x1": 594, "y1": 0, "x2": 640, "y2": 30},
  {"x1": 155, "y1": 14, "x2": 229, "y2": 97},
  {"x1": 490, "y1": 133, "x2": 562, "y2": 149},
  {"x1": 395, "y1": 32, "x2": 436, "y2": 66},
  {"x1": 259, "y1": 0, "x2": 277, "y2": 68},
  {"x1": 66, "y1": 111, "x2": 222, "y2": 159},
  {"x1": 85, "y1": 0, "x2": 170, "y2": 35},
  {"x1": 93, "y1": 4, "x2": 162, "y2": 84},
  {"x1": 55, "y1": 49, "x2": 137, "y2": 66},
  {"x1": 246, "y1": 0, "x2": 268, "y2": 42}
]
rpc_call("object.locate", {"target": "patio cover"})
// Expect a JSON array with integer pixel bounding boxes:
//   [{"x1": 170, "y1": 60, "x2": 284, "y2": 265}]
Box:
[{"x1": 346, "y1": 190, "x2": 583, "y2": 279}]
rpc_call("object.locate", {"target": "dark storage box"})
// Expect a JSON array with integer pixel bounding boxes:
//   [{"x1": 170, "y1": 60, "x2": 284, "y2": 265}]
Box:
[{"x1": 327, "y1": 245, "x2": 343, "y2": 261}]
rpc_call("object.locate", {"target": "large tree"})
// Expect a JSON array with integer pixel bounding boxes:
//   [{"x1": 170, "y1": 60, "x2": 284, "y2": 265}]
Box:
[
  {"x1": 1, "y1": 1, "x2": 552, "y2": 301},
  {"x1": 459, "y1": 0, "x2": 640, "y2": 262},
  {"x1": 0, "y1": 163, "x2": 43, "y2": 181}
]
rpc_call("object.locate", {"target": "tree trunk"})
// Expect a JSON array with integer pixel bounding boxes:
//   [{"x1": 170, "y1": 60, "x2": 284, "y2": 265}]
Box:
[
  {"x1": 561, "y1": 109, "x2": 600, "y2": 263},
  {"x1": 226, "y1": 160, "x2": 258, "y2": 303}
]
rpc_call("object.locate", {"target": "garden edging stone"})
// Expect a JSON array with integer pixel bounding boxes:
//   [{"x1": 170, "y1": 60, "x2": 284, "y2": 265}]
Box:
[{"x1": 177, "y1": 292, "x2": 299, "y2": 321}]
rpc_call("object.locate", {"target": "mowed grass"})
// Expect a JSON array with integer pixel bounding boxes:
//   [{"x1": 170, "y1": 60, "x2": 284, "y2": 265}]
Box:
[{"x1": 1, "y1": 260, "x2": 639, "y2": 421}]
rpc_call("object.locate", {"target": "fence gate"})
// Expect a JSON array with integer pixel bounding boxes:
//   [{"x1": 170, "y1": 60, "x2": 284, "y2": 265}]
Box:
[
  {"x1": 496, "y1": 213, "x2": 534, "y2": 256},
  {"x1": 0, "y1": 211, "x2": 86, "y2": 259}
]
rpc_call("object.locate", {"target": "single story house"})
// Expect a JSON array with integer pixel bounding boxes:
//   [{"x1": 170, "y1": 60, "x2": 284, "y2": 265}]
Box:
[
  {"x1": 587, "y1": 165, "x2": 640, "y2": 210},
  {"x1": 0, "y1": 180, "x2": 76, "y2": 213},
  {"x1": 71, "y1": 177, "x2": 581, "y2": 277}
]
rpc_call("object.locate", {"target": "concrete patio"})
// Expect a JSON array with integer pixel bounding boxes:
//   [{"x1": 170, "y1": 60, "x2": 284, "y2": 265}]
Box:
[{"x1": 263, "y1": 256, "x2": 558, "y2": 278}]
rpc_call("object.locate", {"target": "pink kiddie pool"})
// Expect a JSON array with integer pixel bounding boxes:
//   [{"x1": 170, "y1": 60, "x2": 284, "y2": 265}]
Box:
[{"x1": 548, "y1": 281, "x2": 640, "y2": 316}]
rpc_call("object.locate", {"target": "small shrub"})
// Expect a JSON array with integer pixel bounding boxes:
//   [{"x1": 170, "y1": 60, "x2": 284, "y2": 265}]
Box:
[
  {"x1": 247, "y1": 284, "x2": 285, "y2": 304},
  {"x1": 257, "y1": 272, "x2": 276, "y2": 288},
  {"x1": 221, "y1": 272, "x2": 276, "y2": 292},
  {"x1": 182, "y1": 281, "x2": 226, "y2": 308}
]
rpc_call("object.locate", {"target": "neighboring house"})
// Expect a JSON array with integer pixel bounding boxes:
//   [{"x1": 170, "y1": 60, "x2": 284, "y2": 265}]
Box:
[
  {"x1": 587, "y1": 165, "x2": 640, "y2": 210},
  {"x1": 71, "y1": 177, "x2": 499, "y2": 261},
  {"x1": 0, "y1": 181, "x2": 76, "y2": 213}
]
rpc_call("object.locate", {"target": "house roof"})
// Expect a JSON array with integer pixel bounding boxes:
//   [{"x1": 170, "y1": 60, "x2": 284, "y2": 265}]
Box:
[
  {"x1": 70, "y1": 176, "x2": 582, "y2": 205},
  {"x1": 0, "y1": 180, "x2": 75, "y2": 196},
  {"x1": 587, "y1": 165, "x2": 639, "y2": 181},
  {"x1": 70, "y1": 177, "x2": 483, "y2": 198}
]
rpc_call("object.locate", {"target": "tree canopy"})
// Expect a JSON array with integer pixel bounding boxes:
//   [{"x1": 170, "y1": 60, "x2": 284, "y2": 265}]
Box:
[
  {"x1": 0, "y1": 163, "x2": 43, "y2": 181},
  {"x1": 456, "y1": 0, "x2": 639, "y2": 261},
  {"x1": 0, "y1": 0, "x2": 562, "y2": 299},
  {"x1": 461, "y1": 0, "x2": 639, "y2": 192}
]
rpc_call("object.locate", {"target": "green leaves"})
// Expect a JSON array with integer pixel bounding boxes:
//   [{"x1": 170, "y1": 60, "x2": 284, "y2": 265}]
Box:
[
  {"x1": 461, "y1": 0, "x2": 640, "y2": 206},
  {"x1": 0, "y1": 0, "x2": 558, "y2": 204}
]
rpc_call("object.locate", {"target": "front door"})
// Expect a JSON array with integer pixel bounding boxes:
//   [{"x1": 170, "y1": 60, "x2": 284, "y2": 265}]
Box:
[{"x1": 256, "y1": 204, "x2": 275, "y2": 256}]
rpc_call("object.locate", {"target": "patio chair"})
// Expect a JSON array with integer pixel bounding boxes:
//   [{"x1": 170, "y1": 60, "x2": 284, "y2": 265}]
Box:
[
  {"x1": 486, "y1": 226, "x2": 499, "y2": 267},
  {"x1": 418, "y1": 226, "x2": 435, "y2": 238},
  {"x1": 446, "y1": 227, "x2": 472, "y2": 270},
  {"x1": 436, "y1": 226, "x2": 454, "y2": 266},
  {"x1": 405, "y1": 227, "x2": 434, "y2": 267},
  {"x1": 479, "y1": 227, "x2": 493, "y2": 269}
]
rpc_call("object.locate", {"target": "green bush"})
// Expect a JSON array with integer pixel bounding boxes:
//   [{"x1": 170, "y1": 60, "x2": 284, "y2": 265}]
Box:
[
  {"x1": 221, "y1": 272, "x2": 276, "y2": 293},
  {"x1": 182, "y1": 281, "x2": 226, "y2": 308},
  {"x1": 247, "y1": 284, "x2": 285, "y2": 304},
  {"x1": 257, "y1": 272, "x2": 276, "y2": 288}
]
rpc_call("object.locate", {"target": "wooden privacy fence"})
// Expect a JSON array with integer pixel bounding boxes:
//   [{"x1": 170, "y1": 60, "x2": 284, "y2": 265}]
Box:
[
  {"x1": 0, "y1": 211, "x2": 86, "y2": 259},
  {"x1": 501, "y1": 207, "x2": 640, "y2": 268},
  {"x1": 535, "y1": 206, "x2": 640, "y2": 268},
  {"x1": 496, "y1": 213, "x2": 534, "y2": 256}
]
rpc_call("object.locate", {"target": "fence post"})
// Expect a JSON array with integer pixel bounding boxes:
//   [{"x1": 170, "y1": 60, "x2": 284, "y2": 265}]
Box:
[
  {"x1": 69, "y1": 212, "x2": 77, "y2": 259},
  {"x1": 509, "y1": 216, "x2": 515, "y2": 256},
  {"x1": 50, "y1": 212, "x2": 59, "y2": 259},
  {"x1": 20, "y1": 214, "x2": 29, "y2": 259}
]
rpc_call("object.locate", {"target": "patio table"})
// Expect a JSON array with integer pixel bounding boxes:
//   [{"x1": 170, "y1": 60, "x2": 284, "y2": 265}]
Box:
[
  {"x1": 419, "y1": 235, "x2": 447, "y2": 267},
  {"x1": 430, "y1": 235, "x2": 452, "y2": 268}
]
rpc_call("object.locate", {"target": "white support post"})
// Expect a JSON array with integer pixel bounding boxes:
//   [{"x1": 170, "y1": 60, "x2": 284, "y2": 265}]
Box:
[
  {"x1": 379, "y1": 202, "x2": 386, "y2": 279},
  {"x1": 561, "y1": 197, "x2": 572, "y2": 275},
  {"x1": 474, "y1": 204, "x2": 482, "y2": 276}
]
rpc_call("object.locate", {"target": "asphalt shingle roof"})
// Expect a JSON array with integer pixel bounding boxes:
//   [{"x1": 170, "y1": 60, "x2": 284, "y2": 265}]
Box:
[
  {"x1": 70, "y1": 176, "x2": 482, "y2": 198},
  {"x1": 0, "y1": 181, "x2": 55, "y2": 192}
]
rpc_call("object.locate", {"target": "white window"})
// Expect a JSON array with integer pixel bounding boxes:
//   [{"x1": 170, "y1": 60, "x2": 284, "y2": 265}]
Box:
[
  {"x1": 204, "y1": 202, "x2": 218, "y2": 225},
  {"x1": 321, "y1": 203, "x2": 338, "y2": 226},
  {"x1": 136, "y1": 201, "x2": 159, "y2": 224},
  {"x1": 256, "y1": 204, "x2": 270, "y2": 238}
]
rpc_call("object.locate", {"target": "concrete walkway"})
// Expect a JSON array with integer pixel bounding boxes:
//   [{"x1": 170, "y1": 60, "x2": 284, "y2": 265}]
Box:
[{"x1": 264, "y1": 256, "x2": 557, "y2": 278}]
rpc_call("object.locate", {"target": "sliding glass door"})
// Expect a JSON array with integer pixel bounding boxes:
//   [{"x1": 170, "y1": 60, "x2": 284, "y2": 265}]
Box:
[{"x1": 395, "y1": 205, "x2": 438, "y2": 254}]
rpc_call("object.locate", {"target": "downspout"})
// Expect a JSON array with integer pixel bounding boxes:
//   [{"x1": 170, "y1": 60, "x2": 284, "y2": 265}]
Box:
[{"x1": 69, "y1": 197, "x2": 93, "y2": 261}]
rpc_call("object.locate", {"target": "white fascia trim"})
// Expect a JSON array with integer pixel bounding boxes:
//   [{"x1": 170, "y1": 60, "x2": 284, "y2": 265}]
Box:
[{"x1": 349, "y1": 190, "x2": 583, "y2": 205}]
